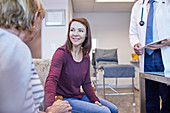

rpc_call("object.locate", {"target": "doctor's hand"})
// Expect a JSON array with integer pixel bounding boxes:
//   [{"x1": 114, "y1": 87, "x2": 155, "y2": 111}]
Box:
[
  {"x1": 134, "y1": 43, "x2": 144, "y2": 55},
  {"x1": 46, "y1": 100, "x2": 72, "y2": 113},
  {"x1": 146, "y1": 39, "x2": 170, "y2": 50}
]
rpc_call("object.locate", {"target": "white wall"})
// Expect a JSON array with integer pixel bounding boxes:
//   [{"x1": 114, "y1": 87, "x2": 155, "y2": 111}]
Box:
[
  {"x1": 74, "y1": 12, "x2": 133, "y2": 64},
  {"x1": 41, "y1": 0, "x2": 73, "y2": 59}
]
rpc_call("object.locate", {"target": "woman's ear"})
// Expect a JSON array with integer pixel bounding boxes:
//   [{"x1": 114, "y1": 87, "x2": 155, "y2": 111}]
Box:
[{"x1": 32, "y1": 12, "x2": 39, "y2": 27}]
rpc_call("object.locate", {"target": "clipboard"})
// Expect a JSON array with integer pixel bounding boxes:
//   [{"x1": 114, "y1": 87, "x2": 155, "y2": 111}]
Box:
[{"x1": 143, "y1": 38, "x2": 168, "y2": 48}]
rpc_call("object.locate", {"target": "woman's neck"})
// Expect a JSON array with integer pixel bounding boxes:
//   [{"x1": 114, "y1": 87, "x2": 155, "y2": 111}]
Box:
[
  {"x1": 71, "y1": 46, "x2": 83, "y2": 62},
  {"x1": 72, "y1": 45, "x2": 82, "y2": 55}
]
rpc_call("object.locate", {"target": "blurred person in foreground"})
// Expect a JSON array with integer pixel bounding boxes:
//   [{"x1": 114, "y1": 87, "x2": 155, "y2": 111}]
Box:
[{"x1": 0, "y1": 0, "x2": 71, "y2": 113}]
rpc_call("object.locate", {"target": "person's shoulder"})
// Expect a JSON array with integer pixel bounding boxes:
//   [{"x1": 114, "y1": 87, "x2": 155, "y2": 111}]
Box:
[
  {"x1": 0, "y1": 28, "x2": 31, "y2": 57},
  {"x1": 133, "y1": 0, "x2": 142, "y2": 7},
  {"x1": 55, "y1": 45, "x2": 67, "y2": 54},
  {"x1": 0, "y1": 28, "x2": 28, "y2": 49},
  {"x1": 134, "y1": 0, "x2": 142, "y2": 4},
  {"x1": 58, "y1": 45, "x2": 67, "y2": 51},
  {"x1": 131, "y1": 0, "x2": 142, "y2": 15},
  {"x1": 53, "y1": 45, "x2": 67, "y2": 58},
  {"x1": 0, "y1": 28, "x2": 20, "y2": 46}
]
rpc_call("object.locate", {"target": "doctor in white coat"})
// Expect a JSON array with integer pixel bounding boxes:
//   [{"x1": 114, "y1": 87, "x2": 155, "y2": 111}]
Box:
[{"x1": 129, "y1": 0, "x2": 170, "y2": 113}]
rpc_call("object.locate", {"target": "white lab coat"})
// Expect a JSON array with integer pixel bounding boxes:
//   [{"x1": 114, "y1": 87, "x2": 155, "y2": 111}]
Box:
[{"x1": 129, "y1": 0, "x2": 170, "y2": 73}]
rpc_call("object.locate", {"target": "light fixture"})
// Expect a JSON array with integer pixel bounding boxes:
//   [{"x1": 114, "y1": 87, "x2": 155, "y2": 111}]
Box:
[{"x1": 96, "y1": 0, "x2": 135, "y2": 2}]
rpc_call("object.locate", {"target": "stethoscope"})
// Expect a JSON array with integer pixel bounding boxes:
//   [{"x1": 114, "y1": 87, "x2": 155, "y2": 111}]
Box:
[
  {"x1": 139, "y1": 0, "x2": 145, "y2": 26},
  {"x1": 139, "y1": 0, "x2": 166, "y2": 26}
]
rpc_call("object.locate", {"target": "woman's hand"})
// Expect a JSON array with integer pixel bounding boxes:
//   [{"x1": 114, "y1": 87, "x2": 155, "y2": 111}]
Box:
[
  {"x1": 134, "y1": 43, "x2": 144, "y2": 55},
  {"x1": 95, "y1": 101, "x2": 102, "y2": 106}
]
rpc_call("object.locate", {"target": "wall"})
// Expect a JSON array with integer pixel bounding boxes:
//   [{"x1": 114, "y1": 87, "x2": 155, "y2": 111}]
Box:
[
  {"x1": 41, "y1": 0, "x2": 73, "y2": 59},
  {"x1": 74, "y1": 12, "x2": 133, "y2": 64}
]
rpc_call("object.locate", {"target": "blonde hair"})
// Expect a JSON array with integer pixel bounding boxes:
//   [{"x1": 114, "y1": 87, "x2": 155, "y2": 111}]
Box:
[{"x1": 0, "y1": 0, "x2": 45, "y2": 31}]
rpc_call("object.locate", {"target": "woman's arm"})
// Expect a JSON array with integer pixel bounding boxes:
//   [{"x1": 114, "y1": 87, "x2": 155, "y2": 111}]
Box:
[
  {"x1": 44, "y1": 48, "x2": 65, "y2": 110},
  {"x1": 82, "y1": 56, "x2": 99, "y2": 103}
]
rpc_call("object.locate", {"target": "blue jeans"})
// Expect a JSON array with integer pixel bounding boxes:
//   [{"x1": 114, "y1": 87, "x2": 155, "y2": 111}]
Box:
[
  {"x1": 144, "y1": 49, "x2": 170, "y2": 113},
  {"x1": 63, "y1": 95, "x2": 118, "y2": 113}
]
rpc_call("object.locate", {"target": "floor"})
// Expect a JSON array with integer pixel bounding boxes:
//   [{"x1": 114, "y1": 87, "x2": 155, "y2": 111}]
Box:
[{"x1": 97, "y1": 88, "x2": 140, "y2": 113}]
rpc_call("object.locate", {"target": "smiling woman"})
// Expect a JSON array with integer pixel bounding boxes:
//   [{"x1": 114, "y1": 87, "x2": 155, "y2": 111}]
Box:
[{"x1": 44, "y1": 17, "x2": 118, "y2": 113}]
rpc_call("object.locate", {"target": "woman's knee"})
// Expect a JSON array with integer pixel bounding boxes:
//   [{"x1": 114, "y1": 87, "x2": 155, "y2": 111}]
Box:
[
  {"x1": 112, "y1": 107, "x2": 118, "y2": 113},
  {"x1": 110, "y1": 105, "x2": 118, "y2": 113},
  {"x1": 97, "y1": 106, "x2": 111, "y2": 113}
]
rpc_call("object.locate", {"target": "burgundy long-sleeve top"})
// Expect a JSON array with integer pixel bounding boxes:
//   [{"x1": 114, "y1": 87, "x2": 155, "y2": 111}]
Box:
[{"x1": 44, "y1": 46, "x2": 99, "y2": 109}]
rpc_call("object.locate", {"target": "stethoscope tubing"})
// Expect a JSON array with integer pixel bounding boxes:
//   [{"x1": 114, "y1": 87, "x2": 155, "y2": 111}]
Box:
[{"x1": 139, "y1": 0, "x2": 145, "y2": 26}]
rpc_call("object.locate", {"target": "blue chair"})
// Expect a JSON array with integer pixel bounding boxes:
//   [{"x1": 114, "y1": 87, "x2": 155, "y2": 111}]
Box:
[{"x1": 92, "y1": 48, "x2": 135, "y2": 107}]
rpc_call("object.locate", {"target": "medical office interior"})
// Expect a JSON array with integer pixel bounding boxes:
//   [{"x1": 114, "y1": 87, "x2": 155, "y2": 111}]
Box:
[{"x1": 28, "y1": 0, "x2": 141, "y2": 113}]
